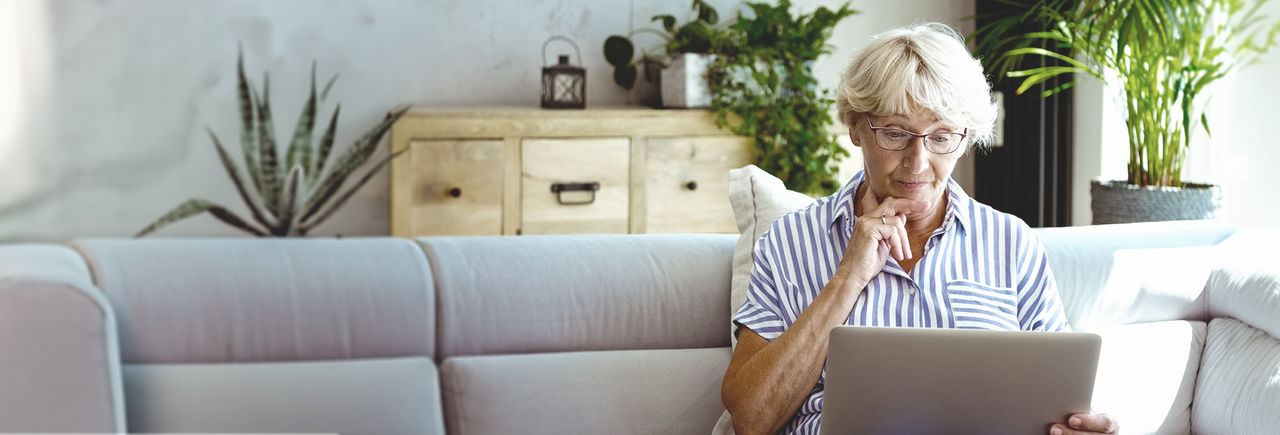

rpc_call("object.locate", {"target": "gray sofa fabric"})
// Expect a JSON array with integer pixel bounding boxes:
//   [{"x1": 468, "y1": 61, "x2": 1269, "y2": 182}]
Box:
[
  {"x1": 123, "y1": 357, "x2": 445, "y2": 434},
  {"x1": 419, "y1": 234, "x2": 735, "y2": 358},
  {"x1": 0, "y1": 244, "x2": 123, "y2": 433},
  {"x1": 73, "y1": 238, "x2": 437, "y2": 363},
  {"x1": 1035, "y1": 221, "x2": 1237, "y2": 329},
  {"x1": 441, "y1": 347, "x2": 730, "y2": 435}
]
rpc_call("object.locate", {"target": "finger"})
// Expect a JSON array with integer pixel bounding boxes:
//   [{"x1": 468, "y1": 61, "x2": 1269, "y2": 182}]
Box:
[
  {"x1": 1048, "y1": 422, "x2": 1114, "y2": 435},
  {"x1": 895, "y1": 214, "x2": 911, "y2": 260},
  {"x1": 882, "y1": 222, "x2": 903, "y2": 261},
  {"x1": 876, "y1": 197, "x2": 930, "y2": 217},
  {"x1": 1068, "y1": 413, "x2": 1117, "y2": 434}
]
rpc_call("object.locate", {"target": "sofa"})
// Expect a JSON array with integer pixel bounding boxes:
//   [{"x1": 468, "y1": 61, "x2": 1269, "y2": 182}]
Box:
[{"x1": 1, "y1": 219, "x2": 1278, "y2": 434}]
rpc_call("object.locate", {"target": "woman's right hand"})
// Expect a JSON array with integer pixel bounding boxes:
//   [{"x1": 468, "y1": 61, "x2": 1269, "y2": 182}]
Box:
[{"x1": 842, "y1": 192, "x2": 929, "y2": 286}]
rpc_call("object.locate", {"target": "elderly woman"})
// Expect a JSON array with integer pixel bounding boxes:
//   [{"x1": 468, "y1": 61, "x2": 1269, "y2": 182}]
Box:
[{"x1": 720, "y1": 23, "x2": 1118, "y2": 435}]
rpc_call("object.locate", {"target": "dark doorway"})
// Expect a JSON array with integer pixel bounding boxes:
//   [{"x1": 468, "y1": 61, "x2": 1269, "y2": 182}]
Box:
[{"x1": 972, "y1": 1, "x2": 1073, "y2": 228}]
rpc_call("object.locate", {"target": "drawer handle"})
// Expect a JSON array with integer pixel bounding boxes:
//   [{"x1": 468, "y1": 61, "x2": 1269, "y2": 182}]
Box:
[
  {"x1": 686, "y1": 181, "x2": 698, "y2": 191},
  {"x1": 447, "y1": 187, "x2": 462, "y2": 198},
  {"x1": 550, "y1": 182, "x2": 600, "y2": 205}
]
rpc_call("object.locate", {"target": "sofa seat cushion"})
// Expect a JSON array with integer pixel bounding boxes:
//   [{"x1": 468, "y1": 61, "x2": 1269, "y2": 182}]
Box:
[
  {"x1": 123, "y1": 357, "x2": 444, "y2": 434},
  {"x1": 1085, "y1": 320, "x2": 1205, "y2": 435},
  {"x1": 441, "y1": 347, "x2": 730, "y2": 435},
  {"x1": 1192, "y1": 317, "x2": 1280, "y2": 435}
]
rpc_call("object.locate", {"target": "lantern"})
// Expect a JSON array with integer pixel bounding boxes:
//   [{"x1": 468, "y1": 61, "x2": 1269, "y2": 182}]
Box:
[{"x1": 541, "y1": 35, "x2": 586, "y2": 109}]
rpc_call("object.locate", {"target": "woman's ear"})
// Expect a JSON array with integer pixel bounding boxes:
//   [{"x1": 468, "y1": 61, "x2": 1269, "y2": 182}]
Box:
[{"x1": 849, "y1": 125, "x2": 861, "y2": 148}]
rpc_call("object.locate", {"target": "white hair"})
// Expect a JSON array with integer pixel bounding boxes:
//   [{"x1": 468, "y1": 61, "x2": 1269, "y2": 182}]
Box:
[{"x1": 836, "y1": 22, "x2": 998, "y2": 148}]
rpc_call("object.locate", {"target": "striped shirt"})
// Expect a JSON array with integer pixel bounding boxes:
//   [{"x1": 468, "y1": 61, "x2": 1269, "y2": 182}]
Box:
[{"x1": 732, "y1": 170, "x2": 1069, "y2": 435}]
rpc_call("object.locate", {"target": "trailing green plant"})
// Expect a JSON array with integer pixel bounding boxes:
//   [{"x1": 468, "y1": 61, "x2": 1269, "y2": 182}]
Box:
[
  {"x1": 977, "y1": 0, "x2": 1280, "y2": 187},
  {"x1": 603, "y1": 0, "x2": 732, "y2": 89},
  {"x1": 137, "y1": 51, "x2": 406, "y2": 237},
  {"x1": 709, "y1": 0, "x2": 857, "y2": 196}
]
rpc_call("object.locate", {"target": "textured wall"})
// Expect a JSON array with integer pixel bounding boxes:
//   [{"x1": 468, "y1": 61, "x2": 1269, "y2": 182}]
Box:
[{"x1": 0, "y1": 0, "x2": 975, "y2": 241}]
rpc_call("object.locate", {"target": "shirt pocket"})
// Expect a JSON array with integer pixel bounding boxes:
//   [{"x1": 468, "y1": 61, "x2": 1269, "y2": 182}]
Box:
[{"x1": 946, "y1": 279, "x2": 1019, "y2": 330}]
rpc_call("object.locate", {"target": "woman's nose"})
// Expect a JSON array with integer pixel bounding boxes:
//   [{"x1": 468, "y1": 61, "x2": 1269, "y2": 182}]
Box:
[{"x1": 900, "y1": 137, "x2": 930, "y2": 173}]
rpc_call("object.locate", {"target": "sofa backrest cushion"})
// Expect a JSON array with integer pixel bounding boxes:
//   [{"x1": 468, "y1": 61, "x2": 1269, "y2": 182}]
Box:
[
  {"x1": 72, "y1": 238, "x2": 436, "y2": 363},
  {"x1": 420, "y1": 234, "x2": 734, "y2": 358},
  {"x1": 1192, "y1": 317, "x2": 1280, "y2": 434},
  {"x1": 0, "y1": 244, "x2": 124, "y2": 433},
  {"x1": 123, "y1": 357, "x2": 444, "y2": 434},
  {"x1": 440, "y1": 347, "x2": 729, "y2": 435},
  {"x1": 1206, "y1": 226, "x2": 1280, "y2": 338},
  {"x1": 1034, "y1": 220, "x2": 1235, "y2": 329}
]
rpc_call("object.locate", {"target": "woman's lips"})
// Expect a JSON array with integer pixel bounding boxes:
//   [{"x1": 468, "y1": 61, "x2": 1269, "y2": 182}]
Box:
[{"x1": 896, "y1": 180, "x2": 931, "y2": 190}]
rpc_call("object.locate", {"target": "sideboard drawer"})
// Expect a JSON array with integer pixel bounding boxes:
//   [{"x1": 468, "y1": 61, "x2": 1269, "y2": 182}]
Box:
[
  {"x1": 521, "y1": 138, "x2": 630, "y2": 234},
  {"x1": 644, "y1": 136, "x2": 756, "y2": 233},
  {"x1": 405, "y1": 139, "x2": 504, "y2": 236}
]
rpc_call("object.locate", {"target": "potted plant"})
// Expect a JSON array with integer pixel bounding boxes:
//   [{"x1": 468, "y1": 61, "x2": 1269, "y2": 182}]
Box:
[
  {"x1": 975, "y1": 0, "x2": 1280, "y2": 224},
  {"x1": 137, "y1": 51, "x2": 405, "y2": 237},
  {"x1": 603, "y1": 0, "x2": 733, "y2": 108},
  {"x1": 709, "y1": 0, "x2": 857, "y2": 195}
]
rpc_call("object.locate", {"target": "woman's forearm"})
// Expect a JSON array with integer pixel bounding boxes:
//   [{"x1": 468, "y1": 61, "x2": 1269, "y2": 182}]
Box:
[{"x1": 723, "y1": 268, "x2": 866, "y2": 434}]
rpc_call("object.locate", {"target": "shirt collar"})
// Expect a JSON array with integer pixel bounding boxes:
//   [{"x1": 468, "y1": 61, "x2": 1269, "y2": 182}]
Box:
[{"x1": 828, "y1": 170, "x2": 972, "y2": 236}]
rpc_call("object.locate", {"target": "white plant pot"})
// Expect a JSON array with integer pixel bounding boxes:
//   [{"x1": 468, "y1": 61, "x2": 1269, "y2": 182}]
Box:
[{"x1": 660, "y1": 53, "x2": 714, "y2": 109}]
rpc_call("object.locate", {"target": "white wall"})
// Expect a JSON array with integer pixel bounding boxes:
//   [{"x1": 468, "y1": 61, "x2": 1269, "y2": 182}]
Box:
[
  {"x1": 1071, "y1": 0, "x2": 1280, "y2": 227},
  {"x1": 0, "y1": 0, "x2": 974, "y2": 242}
]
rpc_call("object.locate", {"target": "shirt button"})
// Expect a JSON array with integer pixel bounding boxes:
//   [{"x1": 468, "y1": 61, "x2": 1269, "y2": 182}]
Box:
[{"x1": 908, "y1": 288, "x2": 917, "y2": 295}]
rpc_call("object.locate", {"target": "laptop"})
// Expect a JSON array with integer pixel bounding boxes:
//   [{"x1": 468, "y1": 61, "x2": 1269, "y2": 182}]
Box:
[{"x1": 820, "y1": 326, "x2": 1101, "y2": 435}]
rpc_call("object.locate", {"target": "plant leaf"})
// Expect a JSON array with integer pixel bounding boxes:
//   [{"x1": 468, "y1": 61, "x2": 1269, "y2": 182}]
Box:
[
  {"x1": 310, "y1": 104, "x2": 340, "y2": 188},
  {"x1": 300, "y1": 108, "x2": 406, "y2": 223},
  {"x1": 300, "y1": 148, "x2": 405, "y2": 232},
  {"x1": 257, "y1": 72, "x2": 282, "y2": 216},
  {"x1": 135, "y1": 198, "x2": 266, "y2": 237},
  {"x1": 274, "y1": 165, "x2": 303, "y2": 236},
  {"x1": 286, "y1": 62, "x2": 318, "y2": 190},
  {"x1": 320, "y1": 73, "x2": 339, "y2": 102},
  {"x1": 603, "y1": 35, "x2": 635, "y2": 66},
  {"x1": 236, "y1": 49, "x2": 264, "y2": 200},
  {"x1": 208, "y1": 128, "x2": 275, "y2": 228}
]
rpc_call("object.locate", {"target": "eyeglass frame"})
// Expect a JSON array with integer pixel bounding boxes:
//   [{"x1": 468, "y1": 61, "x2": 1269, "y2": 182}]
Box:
[{"x1": 864, "y1": 116, "x2": 968, "y2": 154}]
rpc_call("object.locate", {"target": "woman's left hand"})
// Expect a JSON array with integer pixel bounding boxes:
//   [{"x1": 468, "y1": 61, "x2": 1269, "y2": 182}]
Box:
[{"x1": 1050, "y1": 412, "x2": 1118, "y2": 435}]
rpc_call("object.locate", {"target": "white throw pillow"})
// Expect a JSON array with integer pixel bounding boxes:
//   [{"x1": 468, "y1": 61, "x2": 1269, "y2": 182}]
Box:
[{"x1": 726, "y1": 165, "x2": 815, "y2": 346}]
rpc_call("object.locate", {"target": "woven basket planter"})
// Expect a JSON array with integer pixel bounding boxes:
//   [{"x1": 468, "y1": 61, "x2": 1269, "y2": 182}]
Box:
[{"x1": 1091, "y1": 179, "x2": 1222, "y2": 225}]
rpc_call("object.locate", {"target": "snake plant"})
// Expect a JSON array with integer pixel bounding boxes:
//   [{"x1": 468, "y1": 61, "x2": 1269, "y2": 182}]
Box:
[{"x1": 137, "y1": 52, "x2": 406, "y2": 237}]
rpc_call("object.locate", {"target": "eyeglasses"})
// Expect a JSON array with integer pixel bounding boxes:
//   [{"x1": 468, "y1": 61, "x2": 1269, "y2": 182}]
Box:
[{"x1": 865, "y1": 116, "x2": 967, "y2": 154}]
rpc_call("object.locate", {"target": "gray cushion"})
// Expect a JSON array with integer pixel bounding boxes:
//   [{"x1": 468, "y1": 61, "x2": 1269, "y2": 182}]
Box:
[
  {"x1": 1206, "y1": 227, "x2": 1280, "y2": 338},
  {"x1": 0, "y1": 244, "x2": 123, "y2": 433},
  {"x1": 420, "y1": 234, "x2": 735, "y2": 358},
  {"x1": 1192, "y1": 318, "x2": 1280, "y2": 434},
  {"x1": 73, "y1": 238, "x2": 436, "y2": 363},
  {"x1": 441, "y1": 347, "x2": 730, "y2": 435},
  {"x1": 1034, "y1": 220, "x2": 1235, "y2": 328},
  {"x1": 124, "y1": 357, "x2": 444, "y2": 434}
]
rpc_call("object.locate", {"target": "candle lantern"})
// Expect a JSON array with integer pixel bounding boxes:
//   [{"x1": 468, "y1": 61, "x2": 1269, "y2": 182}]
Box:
[{"x1": 541, "y1": 35, "x2": 586, "y2": 109}]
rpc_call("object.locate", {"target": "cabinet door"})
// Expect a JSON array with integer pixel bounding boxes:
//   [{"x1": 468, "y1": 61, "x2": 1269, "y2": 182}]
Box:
[
  {"x1": 645, "y1": 136, "x2": 755, "y2": 233},
  {"x1": 405, "y1": 139, "x2": 504, "y2": 236},
  {"x1": 522, "y1": 138, "x2": 630, "y2": 234}
]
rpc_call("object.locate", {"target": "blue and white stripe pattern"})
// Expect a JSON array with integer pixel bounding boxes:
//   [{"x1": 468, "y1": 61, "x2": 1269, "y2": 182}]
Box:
[{"x1": 732, "y1": 170, "x2": 1069, "y2": 435}]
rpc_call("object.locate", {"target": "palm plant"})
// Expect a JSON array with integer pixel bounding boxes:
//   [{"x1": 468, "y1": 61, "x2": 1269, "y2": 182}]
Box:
[
  {"x1": 985, "y1": 0, "x2": 1280, "y2": 187},
  {"x1": 137, "y1": 52, "x2": 406, "y2": 237}
]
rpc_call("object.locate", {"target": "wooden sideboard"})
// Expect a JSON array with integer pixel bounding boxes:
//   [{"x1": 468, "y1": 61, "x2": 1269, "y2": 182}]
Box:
[{"x1": 390, "y1": 106, "x2": 772, "y2": 237}]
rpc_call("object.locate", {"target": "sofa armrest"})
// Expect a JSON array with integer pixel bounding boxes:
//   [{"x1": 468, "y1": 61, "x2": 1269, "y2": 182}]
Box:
[{"x1": 0, "y1": 244, "x2": 124, "y2": 433}]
